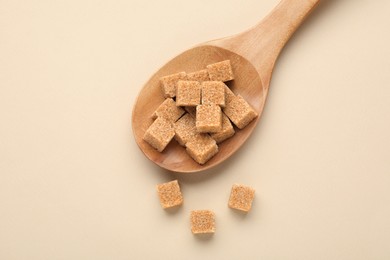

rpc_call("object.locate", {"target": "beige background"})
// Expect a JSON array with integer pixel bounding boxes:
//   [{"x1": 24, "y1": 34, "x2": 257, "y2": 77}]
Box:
[{"x1": 1, "y1": 0, "x2": 390, "y2": 259}]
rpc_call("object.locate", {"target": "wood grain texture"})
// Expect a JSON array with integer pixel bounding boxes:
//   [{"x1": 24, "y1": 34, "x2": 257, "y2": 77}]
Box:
[{"x1": 132, "y1": 0, "x2": 320, "y2": 173}]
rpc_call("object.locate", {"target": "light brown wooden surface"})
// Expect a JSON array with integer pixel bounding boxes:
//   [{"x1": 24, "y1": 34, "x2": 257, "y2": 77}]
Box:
[{"x1": 132, "y1": 0, "x2": 320, "y2": 173}]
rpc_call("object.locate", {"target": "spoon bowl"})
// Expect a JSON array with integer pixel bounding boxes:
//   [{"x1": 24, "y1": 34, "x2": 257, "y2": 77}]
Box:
[
  {"x1": 132, "y1": 0, "x2": 320, "y2": 173},
  {"x1": 132, "y1": 46, "x2": 264, "y2": 172}
]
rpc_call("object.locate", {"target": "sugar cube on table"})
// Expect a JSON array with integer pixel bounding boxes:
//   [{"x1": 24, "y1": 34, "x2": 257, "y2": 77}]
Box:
[
  {"x1": 206, "y1": 60, "x2": 234, "y2": 82},
  {"x1": 228, "y1": 184, "x2": 255, "y2": 212},
  {"x1": 152, "y1": 98, "x2": 185, "y2": 122},
  {"x1": 201, "y1": 81, "x2": 226, "y2": 107},
  {"x1": 143, "y1": 117, "x2": 175, "y2": 152},
  {"x1": 156, "y1": 180, "x2": 183, "y2": 209},
  {"x1": 176, "y1": 81, "x2": 201, "y2": 107},
  {"x1": 160, "y1": 72, "x2": 187, "y2": 98},
  {"x1": 190, "y1": 210, "x2": 215, "y2": 234},
  {"x1": 196, "y1": 104, "x2": 222, "y2": 133}
]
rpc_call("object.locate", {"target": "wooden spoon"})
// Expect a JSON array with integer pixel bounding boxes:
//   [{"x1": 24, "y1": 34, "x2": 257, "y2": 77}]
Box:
[{"x1": 132, "y1": 0, "x2": 320, "y2": 173}]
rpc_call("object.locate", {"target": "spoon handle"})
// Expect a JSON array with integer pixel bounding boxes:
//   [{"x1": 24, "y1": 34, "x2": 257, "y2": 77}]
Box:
[
  {"x1": 252, "y1": 0, "x2": 320, "y2": 87},
  {"x1": 212, "y1": 0, "x2": 320, "y2": 89}
]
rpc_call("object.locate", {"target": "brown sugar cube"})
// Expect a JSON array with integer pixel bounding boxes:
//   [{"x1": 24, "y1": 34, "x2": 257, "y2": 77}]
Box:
[
  {"x1": 187, "y1": 69, "x2": 210, "y2": 82},
  {"x1": 190, "y1": 210, "x2": 215, "y2": 234},
  {"x1": 223, "y1": 95, "x2": 258, "y2": 129},
  {"x1": 160, "y1": 72, "x2": 187, "y2": 98},
  {"x1": 156, "y1": 180, "x2": 183, "y2": 209},
  {"x1": 210, "y1": 112, "x2": 235, "y2": 143},
  {"x1": 152, "y1": 98, "x2": 185, "y2": 122},
  {"x1": 228, "y1": 184, "x2": 255, "y2": 212},
  {"x1": 201, "y1": 81, "x2": 226, "y2": 107},
  {"x1": 143, "y1": 117, "x2": 175, "y2": 152},
  {"x1": 176, "y1": 81, "x2": 201, "y2": 107},
  {"x1": 223, "y1": 84, "x2": 236, "y2": 103},
  {"x1": 207, "y1": 60, "x2": 234, "y2": 82},
  {"x1": 174, "y1": 113, "x2": 214, "y2": 146},
  {"x1": 185, "y1": 135, "x2": 218, "y2": 165},
  {"x1": 196, "y1": 104, "x2": 222, "y2": 133},
  {"x1": 174, "y1": 113, "x2": 197, "y2": 146}
]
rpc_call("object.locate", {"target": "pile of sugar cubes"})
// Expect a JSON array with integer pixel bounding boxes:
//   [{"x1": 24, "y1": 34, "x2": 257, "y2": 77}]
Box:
[
  {"x1": 156, "y1": 180, "x2": 255, "y2": 234},
  {"x1": 143, "y1": 60, "x2": 258, "y2": 165}
]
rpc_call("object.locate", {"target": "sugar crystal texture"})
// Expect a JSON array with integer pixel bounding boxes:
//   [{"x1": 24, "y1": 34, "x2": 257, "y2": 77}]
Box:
[
  {"x1": 201, "y1": 81, "x2": 226, "y2": 107},
  {"x1": 143, "y1": 117, "x2": 175, "y2": 152},
  {"x1": 190, "y1": 210, "x2": 215, "y2": 234},
  {"x1": 228, "y1": 184, "x2": 255, "y2": 212},
  {"x1": 185, "y1": 135, "x2": 218, "y2": 165},
  {"x1": 187, "y1": 69, "x2": 210, "y2": 82},
  {"x1": 223, "y1": 95, "x2": 258, "y2": 129},
  {"x1": 210, "y1": 112, "x2": 235, "y2": 143},
  {"x1": 174, "y1": 113, "x2": 198, "y2": 146},
  {"x1": 152, "y1": 98, "x2": 185, "y2": 122},
  {"x1": 176, "y1": 81, "x2": 201, "y2": 107},
  {"x1": 223, "y1": 84, "x2": 236, "y2": 103},
  {"x1": 156, "y1": 180, "x2": 183, "y2": 209},
  {"x1": 196, "y1": 104, "x2": 222, "y2": 133},
  {"x1": 160, "y1": 72, "x2": 187, "y2": 98},
  {"x1": 206, "y1": 60, "x2": 234, "y2": 82}
]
